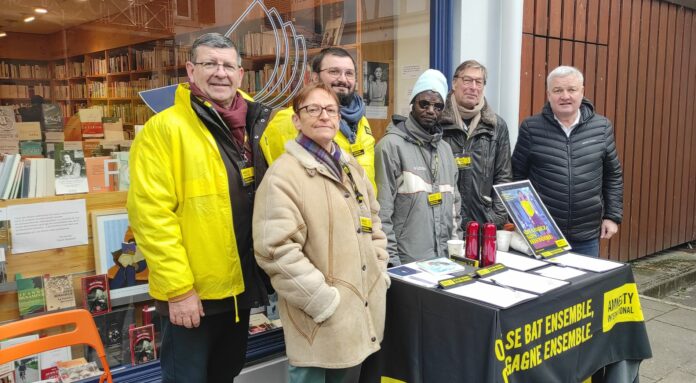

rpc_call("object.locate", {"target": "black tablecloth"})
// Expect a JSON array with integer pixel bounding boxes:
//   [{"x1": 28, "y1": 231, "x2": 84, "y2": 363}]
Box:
[{"x1": 361, "y1": 264, "x2": 652, "y2": 383}]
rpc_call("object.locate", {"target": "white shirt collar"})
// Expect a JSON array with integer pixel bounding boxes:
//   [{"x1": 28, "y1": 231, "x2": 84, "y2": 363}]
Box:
[{"x1": 554, "y1": 111, "x2": 581, "y2": 137}]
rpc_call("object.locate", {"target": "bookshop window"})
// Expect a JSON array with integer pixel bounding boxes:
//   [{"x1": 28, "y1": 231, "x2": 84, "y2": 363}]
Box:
[{"x1": 0, "y1": 0, "x2": 430, "y2": 142}]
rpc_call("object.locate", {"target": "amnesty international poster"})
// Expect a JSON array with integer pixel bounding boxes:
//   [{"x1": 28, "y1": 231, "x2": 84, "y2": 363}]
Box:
[{"x1": 494, "y1": 180, "x2": 570, "y2": 258}]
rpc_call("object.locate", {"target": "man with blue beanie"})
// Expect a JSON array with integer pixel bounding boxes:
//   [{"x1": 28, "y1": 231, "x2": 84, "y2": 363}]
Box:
[{"x1": 375, "y1": 69, "x2": 463, "y2": 266}]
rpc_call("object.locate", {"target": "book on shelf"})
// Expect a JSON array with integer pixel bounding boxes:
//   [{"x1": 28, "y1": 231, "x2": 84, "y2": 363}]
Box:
[
  {"x1": 0, "y1": 247, "x2": 7, "y2": 285},
  {"x1": 56, "y1": 358, "x2": 102, "y2": 383},
  {"x1": 102, "y1": 117, "x2": 124, "y2": 141},
  {"x1": 129, "y1": 324, "x2": 157, "y2": 365},
  {"x1": 85, "y1": 156, "x2": 115, "y2": 193},
  {"x1": 19, "y1": 141, "x2": 43, "y2": 158},
  {"x1": 0, "y1": 334, "x2": 40, "y2": 382},
  {"x1": 0, "y1": 105, "x2": 19, "y2": 154},
  {"x1": 87, "y1": 306, "x2": 134, "y2": 368},
  {"x1": 55, "y1": 149, "x2": 88, "y2": 195},
  {"x1": 78, "y1": 108, "x2": 104, "y2": 139},
  {"x1": 0, "y1": 154, "x2": 20, "y2": 199},
  {"x1": 16, "y1": 276, "x2": 46, "y2": 317},
  {"x1": 249, "y1": 312, "x2": 276, "y2": 335},
  {"x1": 321, "y1": 16, "x2": 344, "y2": 47},
  {"x1": 81, "y1": 274, "x2": 111, "y2": 315},
  {"x1": 38, "y1": 345, "x2": 71, "y2": 381},
  {"x1": 141, "y1": 304, "x2": 162, "y2": 350},
  {"x1": 43, "y1": 274, "x2": 77, "y2": 311},
  {"x1": 16, "y1": 121, "x2": 42, "y2": 141},
  {"x1": 0, "y1": 362, "x2": 13, "y2": 382},
  {"x1": 111, "y1": 151, "x2": 130, "y2": 191},
  {"x1": 63, "y1": 115, "x2": 83, "y2": 141},
  {"x1": 42, "y1": 103, "x2": 64, "y2": 133}
]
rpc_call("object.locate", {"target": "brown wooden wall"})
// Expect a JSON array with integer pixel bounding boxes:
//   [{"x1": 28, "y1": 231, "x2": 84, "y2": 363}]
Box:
[{"x1": 520, "y1": 0, "x2": 696, "y2": 261}]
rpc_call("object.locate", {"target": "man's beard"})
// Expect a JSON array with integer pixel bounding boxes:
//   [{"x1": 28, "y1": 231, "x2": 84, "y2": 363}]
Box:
[
  {"x1": 337, "y1": 90, "x2": 355, "y2": 106},
  {"x1": 331, "y1": 80, "x2": 355, "y2": 106}
]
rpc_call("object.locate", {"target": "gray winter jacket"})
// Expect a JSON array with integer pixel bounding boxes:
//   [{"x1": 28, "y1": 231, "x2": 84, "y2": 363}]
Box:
[{"x1": 375, "y1": 115, "x2": 463, "y2": 265}]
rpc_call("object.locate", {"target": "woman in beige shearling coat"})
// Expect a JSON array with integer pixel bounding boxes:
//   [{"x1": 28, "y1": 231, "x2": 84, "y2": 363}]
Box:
[{"x1": 253, "y1": 83, "x2": 389, "y2": 382}]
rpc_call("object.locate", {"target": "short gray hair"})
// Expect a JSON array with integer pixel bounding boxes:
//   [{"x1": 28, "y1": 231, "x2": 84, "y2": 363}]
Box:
[
  {"x1": 191, "y1": 33, "x2": 241, "y2": 66},
  {"x1": 547, "y1": 66, "x2": 584, "y2": 89}
]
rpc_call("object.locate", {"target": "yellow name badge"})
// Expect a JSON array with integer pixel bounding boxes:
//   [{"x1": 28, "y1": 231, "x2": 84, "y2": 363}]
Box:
[
  {"x1": 456, "y1": 156, "x2": 472, "y2": 169},
  {"x1": 241, "y1": 167, "x2": 255, "y2": 186},
  {"x1": 360, "y1": 217, "x2": 373, "y2": 233},
  {"x1": 350, "y1": 142, "x2": 365, "y2": 157},
  {"x1": 427, "y1": 192, "x2": 443, "y2": 206}
]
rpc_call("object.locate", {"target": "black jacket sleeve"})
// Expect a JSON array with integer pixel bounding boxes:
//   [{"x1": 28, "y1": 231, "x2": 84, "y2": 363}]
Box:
[
  {"x1": 602, "y1": 121, "x2": 623, "y2": 224},
  {"x1": 511, "y1": 121, "x2": 532, "y2": 181}
]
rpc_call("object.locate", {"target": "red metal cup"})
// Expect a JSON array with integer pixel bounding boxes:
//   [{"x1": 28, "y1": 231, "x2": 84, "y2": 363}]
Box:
[
  {"x1": 465, "y1": 221, "x2": 480, "y2": 262},
  {"x1": 481, "y1": 223, "x2": 497, "y2": 266}
]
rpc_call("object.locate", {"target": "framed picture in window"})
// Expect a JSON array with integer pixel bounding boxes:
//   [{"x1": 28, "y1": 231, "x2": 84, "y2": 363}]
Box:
[{"x1": 92, "y1": 209, "x2": 149, "y2": 299}]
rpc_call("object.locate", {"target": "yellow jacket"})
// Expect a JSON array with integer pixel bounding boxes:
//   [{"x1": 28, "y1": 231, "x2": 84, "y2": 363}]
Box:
[
  {"x1": 260, "y1": 106, "x2": 377, "y2": 191},
  {"x1": 127, "y1": 83, "x2": 246, "y2": 302}
]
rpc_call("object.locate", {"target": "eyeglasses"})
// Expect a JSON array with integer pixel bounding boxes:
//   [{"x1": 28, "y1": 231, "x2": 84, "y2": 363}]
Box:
[
  {"x1": 455, "y1": 75, "x2": 485, "y2": 88},
  {"x1": 193, "y1": 62, "x2": 239, "y2": 74},
  {"x1": 319, "y1": 67, "x2": 356, "y2": 80},
  {"x1": 297, "y1": 104, "x2": 340, "y2": 117},
  {"x1": 417, "y1": 100, "x2": 445, "y2": 112}
]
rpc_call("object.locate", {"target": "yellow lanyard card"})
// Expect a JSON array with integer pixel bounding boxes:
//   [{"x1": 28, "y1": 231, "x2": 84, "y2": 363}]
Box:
[
  {"x1": 428, "y1": 192, "x2": 443, "y2": 206},
  {"x1": 360, "y1": 216, "x2": 373, "y2": 233},
  {"x1": 350, "y1": 142, "x2": 365, "y2": 157},
  {"x1": 241, "y1": 167, "x2": 255, "y2": 186},
  {"x1": 456, "y1": 156, "x2": 471, "y2": 169}
]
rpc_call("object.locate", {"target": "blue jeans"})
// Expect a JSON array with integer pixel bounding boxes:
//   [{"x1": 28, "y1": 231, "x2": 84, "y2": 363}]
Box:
[{"x1": 568, "y1": 238, "x2": 600, "y2": 257}]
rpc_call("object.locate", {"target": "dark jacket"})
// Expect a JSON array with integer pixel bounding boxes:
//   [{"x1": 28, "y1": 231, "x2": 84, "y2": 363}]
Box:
[
  {"x1": 511, "y1": 99, "x2": 623, "y2": 242},
  {"x1": 441, "y1": 94, "x2": 512, "y2": 227},
  {"x1": 190, "y1": 95, "x2": 273, "y2": 312}
]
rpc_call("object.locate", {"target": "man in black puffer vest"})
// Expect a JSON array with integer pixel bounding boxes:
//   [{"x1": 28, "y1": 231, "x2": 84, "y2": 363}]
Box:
[{"x1": 512, "y1": 66, "x2": 623, "y2": 257}]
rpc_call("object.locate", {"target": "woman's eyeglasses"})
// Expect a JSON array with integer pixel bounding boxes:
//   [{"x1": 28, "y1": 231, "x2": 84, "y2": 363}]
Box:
[{"x1": 297, "y1": 104, "x2": 340, "y2": 117}]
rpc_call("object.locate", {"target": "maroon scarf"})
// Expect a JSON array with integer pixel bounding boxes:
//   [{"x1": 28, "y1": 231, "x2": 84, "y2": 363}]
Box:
[{"x1": 190, "y1": 83, "x2": 251, "y2": 160}]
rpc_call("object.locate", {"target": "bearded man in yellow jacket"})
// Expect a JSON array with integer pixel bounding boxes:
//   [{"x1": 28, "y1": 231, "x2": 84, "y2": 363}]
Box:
[
  {"x1": 261, "y1": 47, "x2": 377, "y2": 191},
  {"x1": 127, "y1": 33, "x2": 271, "y2": 382}
]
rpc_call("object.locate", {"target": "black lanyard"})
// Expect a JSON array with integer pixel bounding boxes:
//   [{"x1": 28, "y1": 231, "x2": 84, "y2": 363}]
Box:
[
  {"x1": 417, "y1": 144, "x2": 440, "y2": 187},
  {"x1": 341, "y1": 163, "x2": 365, "y2": 205}
]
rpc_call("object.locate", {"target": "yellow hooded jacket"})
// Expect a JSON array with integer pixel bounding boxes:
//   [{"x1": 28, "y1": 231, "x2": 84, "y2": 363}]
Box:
[
  {"x1": 127, "y1": 83, "x2": 252, "y2": 302},
  {"x1": 259, "y1": 106, "x2": 377, "y2": 191}
]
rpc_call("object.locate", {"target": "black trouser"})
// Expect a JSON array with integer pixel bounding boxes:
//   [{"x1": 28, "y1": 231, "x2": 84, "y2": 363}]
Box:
[{"x1": 159, "y1": 308, "x2": 251, "y2": 383}]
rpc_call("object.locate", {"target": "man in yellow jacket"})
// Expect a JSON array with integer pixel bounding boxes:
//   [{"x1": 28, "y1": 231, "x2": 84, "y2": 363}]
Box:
[
  {"x1": 261, "y1": 47, "x2": 377, "y2": 190},
  {"x1": 127, "y1": 33, "x2": 271, "y2": 382}
]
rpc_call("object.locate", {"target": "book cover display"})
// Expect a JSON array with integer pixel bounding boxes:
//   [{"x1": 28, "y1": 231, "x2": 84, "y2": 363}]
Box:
[
  {"x1": 81, "y1": 274, "x2": 111, "y2": 315},
  {"x1": 494, "y1": 180, "x2": 570, "y2": 258},
  {"x1": 55, "y1": 149, "x2": 88, "y2": 195},
  {"x1": 43, "y1": 274, "x2": 77, "y2": 311},
  {"x1": 0, "y1": 334, "x2": 40, "y2": 382},
  {"x1": 129, "y1": 324, "x2": 156, "y2": 365},
  {"x1": 78, "y1": 108, "x2": 104, "y2": 139},
  {"x1": 16, "y1": 276, "x2": 46, "y2": 317},
  {"x1": 88, "y1": 306, "x2": 134, "y2": 368}
]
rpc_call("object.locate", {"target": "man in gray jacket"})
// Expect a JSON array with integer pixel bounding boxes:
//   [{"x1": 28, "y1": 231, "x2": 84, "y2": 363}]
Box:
[
  {"x1": 376, "y1": 69, "x2": 462, "y2": 266},
  {"x1": 441, "y1": 60, "x2": 512, "y2": 228}
]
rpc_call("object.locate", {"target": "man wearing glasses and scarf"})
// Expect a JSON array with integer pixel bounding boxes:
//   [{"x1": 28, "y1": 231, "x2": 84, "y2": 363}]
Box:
[
  {"x1": 261, "y1": 47, "x2": 377, "y2": 191},
  {"x1": 375, "y1": 69, "x2": 463, "y2": 266}
]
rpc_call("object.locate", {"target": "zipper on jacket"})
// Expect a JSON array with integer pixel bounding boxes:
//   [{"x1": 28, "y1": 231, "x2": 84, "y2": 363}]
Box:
[{"x1": 566, "y1": 138, "x2": 572, "y2": 234}]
